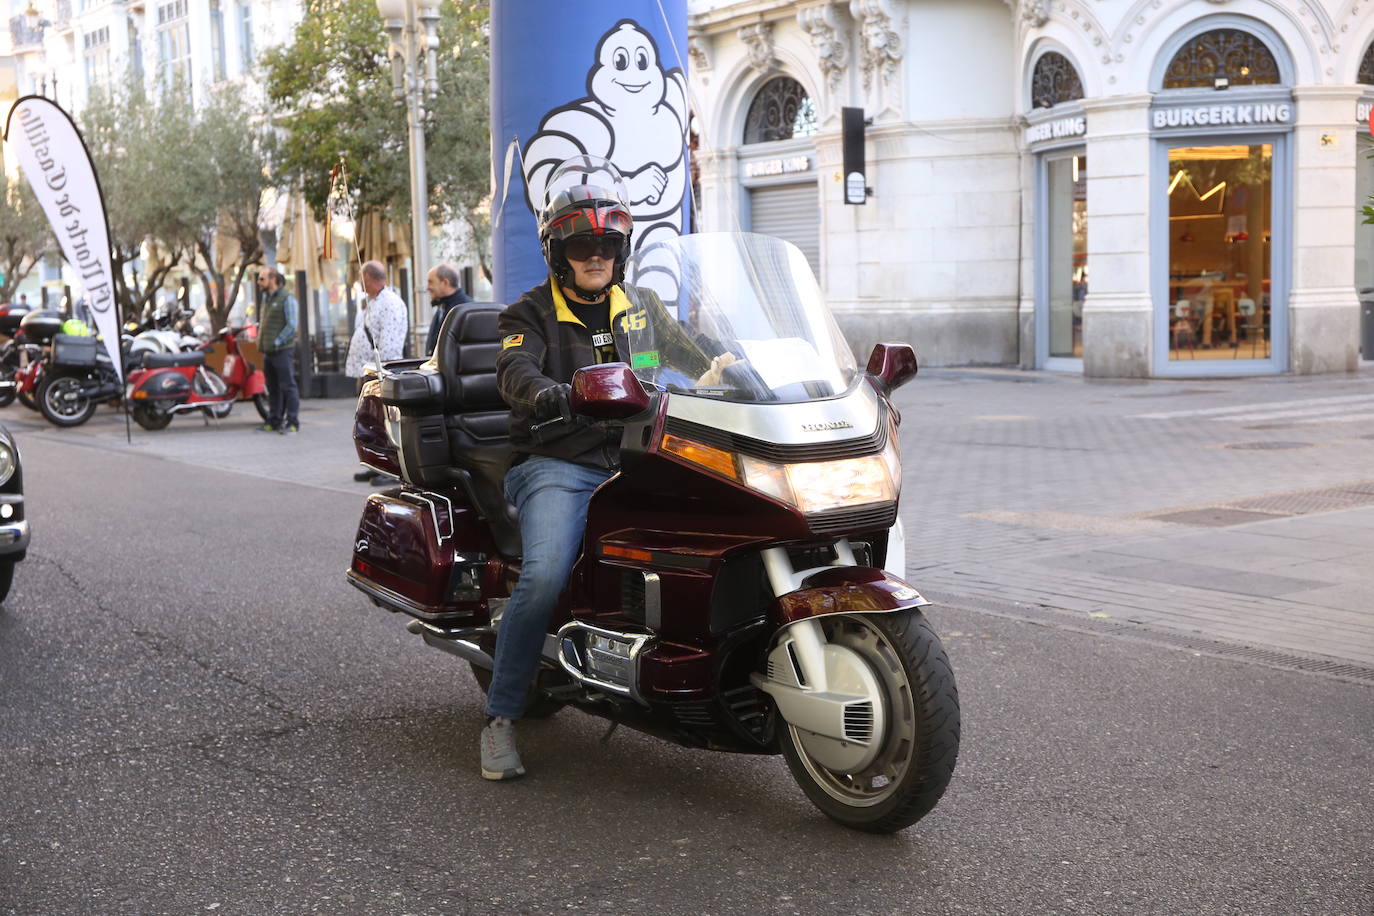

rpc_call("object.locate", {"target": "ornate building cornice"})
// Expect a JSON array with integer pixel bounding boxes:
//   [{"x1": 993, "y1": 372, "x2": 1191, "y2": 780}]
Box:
[
  {"x1": 849, "y1": 0, "x2": 902, "y2": 91},
  {"x1": 797, "y1": 3, "x2": 850, "y2": 92},
  {"x1": 737, "y1": 20, "x2": 778, "y2": 75}
]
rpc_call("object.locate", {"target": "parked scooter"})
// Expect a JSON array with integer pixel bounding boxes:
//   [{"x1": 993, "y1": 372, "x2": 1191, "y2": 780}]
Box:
[
  {"x1": 346, "y1": 232, "x2": 959, "y2": 833},
  {"x1": 124, "y1": 325, "x2": 268, "y2": 430}
]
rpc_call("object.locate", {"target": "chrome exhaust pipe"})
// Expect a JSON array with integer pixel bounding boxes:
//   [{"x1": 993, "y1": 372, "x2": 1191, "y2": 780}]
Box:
[{"x1": 406, "y1": 619, "x2": 495, "y2": 669}]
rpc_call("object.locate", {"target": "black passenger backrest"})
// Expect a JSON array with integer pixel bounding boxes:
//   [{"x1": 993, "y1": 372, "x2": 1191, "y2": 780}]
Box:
[{"x1": 431, "y1": 302, "x2": 505, "y2": 414}]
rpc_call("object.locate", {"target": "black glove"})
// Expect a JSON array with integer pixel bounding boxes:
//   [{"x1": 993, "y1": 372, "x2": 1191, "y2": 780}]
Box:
[{"x1": 533, "y1": 383, "x2": 572, "y2": 422}]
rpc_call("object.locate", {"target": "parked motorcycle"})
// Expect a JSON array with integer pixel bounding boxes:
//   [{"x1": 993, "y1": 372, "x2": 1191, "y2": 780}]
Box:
[
  {"x1": 7, "y1": 309, "x2": 64, "y2": 412},
  {"x1": 35, "y1": 330, "x2": 126, "y2": 428},
  {"x1": 346, "y1": 232, "x2": 959, "y2": 833},
  {"x1": 124, "y1": 325, "x2": 268, "y2": 430},
  {"x1": 0, "y1": 304, "x2": 33, "y2": 408}
]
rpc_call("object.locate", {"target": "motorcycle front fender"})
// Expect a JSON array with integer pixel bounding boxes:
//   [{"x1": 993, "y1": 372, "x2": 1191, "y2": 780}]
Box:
[{"x1": 773, "y1": 566, "x2": 929, "y2": 626}]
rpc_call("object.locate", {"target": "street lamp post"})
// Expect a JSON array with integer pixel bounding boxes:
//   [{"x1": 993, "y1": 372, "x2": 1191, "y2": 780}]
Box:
[{"x1": 376, "y1": 0, "x2": 440, "y2": 354}]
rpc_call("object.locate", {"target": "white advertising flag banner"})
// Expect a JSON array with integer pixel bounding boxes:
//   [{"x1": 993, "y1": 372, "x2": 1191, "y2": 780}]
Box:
[{"x1": 3, "y1": 96, "x2": 121, "y2": 376}]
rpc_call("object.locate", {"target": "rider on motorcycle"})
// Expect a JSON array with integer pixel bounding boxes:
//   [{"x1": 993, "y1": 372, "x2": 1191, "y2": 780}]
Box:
[{"x1": 482, "y1": 177, "x2": 729, "y2": 780}]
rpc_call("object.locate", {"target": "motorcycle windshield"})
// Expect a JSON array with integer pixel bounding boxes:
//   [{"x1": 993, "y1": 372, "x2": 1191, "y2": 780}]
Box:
[{"x1": 619, "y1": 232, "x2": 858, "y2": 404}]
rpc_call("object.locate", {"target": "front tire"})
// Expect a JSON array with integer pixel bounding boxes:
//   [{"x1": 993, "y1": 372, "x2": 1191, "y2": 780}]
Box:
[
  {"x1": 252, "y1": 393, "x2": 270, "y2": 422},
  {"x1": 37, "y1": 375, "x2": 99, "y2": 427},
  {"x1": 0, "y1": 559, "x2": 13, "y2": 603},
  {"x1": 776, "y1": 610, "x2": 959, "y2": 834}
]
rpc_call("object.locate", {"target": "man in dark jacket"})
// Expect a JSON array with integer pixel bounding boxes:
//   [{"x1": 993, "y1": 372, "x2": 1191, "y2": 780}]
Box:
[
  {"x1": 425, "y1": 263, "x2": 471, "y2": 356},
  {"x1": 255, "y1": 267, "x2": 300, "y2": 434},
  {"x1": 479, "y1": 170, "x2": 733, "y2": 781}
]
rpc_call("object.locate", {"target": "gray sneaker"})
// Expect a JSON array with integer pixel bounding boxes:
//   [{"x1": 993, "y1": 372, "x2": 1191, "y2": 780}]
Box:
[{"x1": 480, "y1": 718, "x2": 525, "y2": 780}]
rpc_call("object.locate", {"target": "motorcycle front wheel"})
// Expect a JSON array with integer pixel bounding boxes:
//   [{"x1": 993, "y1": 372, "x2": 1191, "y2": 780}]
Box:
[
  {"x1": 252, "y1": 394, "x2": 270, "y2": 422},
  {"x1": 776, "y1": 609, "x2": 960, "y2": 834},
  {"x1": 37, "y1": 375, "x2": 98, "y2": 427},
  {"x1": 0, "y1": 386, "x2": 14, "y2": 408},
  {"x1": 17, "y1": 387, "x2": 38, "y2": 411}
]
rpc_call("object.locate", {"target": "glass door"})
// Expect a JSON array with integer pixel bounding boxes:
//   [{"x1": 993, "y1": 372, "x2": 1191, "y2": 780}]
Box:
[
  {"x1": 1165, "y1": 143, "x2": 1273, "y2": 363},
  {"x1": 1039, "y1": 151, "x2": 1087, "y2": 367}
]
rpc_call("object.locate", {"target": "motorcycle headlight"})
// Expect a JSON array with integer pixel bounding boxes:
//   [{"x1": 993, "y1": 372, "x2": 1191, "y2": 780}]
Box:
[
  {"x1": 661, "y1": 434, "x2": 899, "y2": 515},
  {"x1": 0, "y1": 442, "x2": 15, "y2": 487}
]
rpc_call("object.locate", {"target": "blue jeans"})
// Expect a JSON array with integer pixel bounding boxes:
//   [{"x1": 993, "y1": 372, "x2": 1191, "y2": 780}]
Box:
[
  {"x1": 263, "y1": 348, "x2": 299, "y2": 429},
  {"x1": 484, "y1": 455, "x2": 613, "y2": 720}
]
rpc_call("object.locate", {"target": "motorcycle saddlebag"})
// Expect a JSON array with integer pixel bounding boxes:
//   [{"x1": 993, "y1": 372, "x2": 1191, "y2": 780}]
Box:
[
  {"x1": 349, "y1": 488, "x2": 497, "y2": 622},
  {"x1": 52, "y1": 333, "x2": 99, "y2": 368}
]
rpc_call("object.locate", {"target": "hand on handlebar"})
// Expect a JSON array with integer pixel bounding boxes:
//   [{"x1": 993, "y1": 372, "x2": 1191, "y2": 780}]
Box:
[{"x1": 533, "y1": 382, "x2": 572, "y2": 422}]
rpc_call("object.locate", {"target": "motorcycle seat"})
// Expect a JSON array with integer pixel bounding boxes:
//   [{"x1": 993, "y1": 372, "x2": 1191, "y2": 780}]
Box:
[
  {"x1": 141, "y1": 350, "x2": 205, "y2": 369},
  {"x1": 429, "y1": 303, "x2": 522, "y2": 557}
]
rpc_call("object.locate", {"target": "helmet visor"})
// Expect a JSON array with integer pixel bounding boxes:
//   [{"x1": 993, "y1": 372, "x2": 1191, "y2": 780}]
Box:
[{"x1": 563, "y1": 234, "x2": 626, "y2": 262}]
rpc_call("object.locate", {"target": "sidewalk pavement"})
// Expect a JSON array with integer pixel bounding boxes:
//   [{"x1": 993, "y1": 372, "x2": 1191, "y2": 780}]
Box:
[{"x1": 9, "y1": 364, "x2": 1374, "y2": 673}]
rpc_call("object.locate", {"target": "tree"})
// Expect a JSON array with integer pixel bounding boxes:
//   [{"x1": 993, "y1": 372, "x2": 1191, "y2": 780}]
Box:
[
  {"x1": 171, "y1": 83, "x2": 277, "y2": 332},
  {"x1": 80, "y1": 79, "x2": 185, "y2": 324},
  {"x1": 262, "y1": 0, "x2": 491, "y2": 274},
  {"x1": 0, "y1": 165, "x2": 51, "y2": 304}
]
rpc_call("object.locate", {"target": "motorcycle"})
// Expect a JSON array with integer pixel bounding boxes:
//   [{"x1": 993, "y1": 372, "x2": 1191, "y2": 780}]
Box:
[
  {"x1": 124, "y1": 325, "x2": 269, "y2": 430},
  {"x1": 346, "y1": 232, "x2": 960, "y2": 833},
  {"x1": 0, "y1": 304, "x2": 33, "y2": 408},
  {"x1": 7, "y1": 309, "x2": 64, "y2": 413},
  {"x1": 35, "y1": 329, "x2": 127, "y2": 428}
]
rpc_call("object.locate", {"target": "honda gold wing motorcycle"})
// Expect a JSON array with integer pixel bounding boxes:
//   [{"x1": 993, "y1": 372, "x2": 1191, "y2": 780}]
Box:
[{"x1": 346, "y1": 232, "x2": 959, "y2": 833}]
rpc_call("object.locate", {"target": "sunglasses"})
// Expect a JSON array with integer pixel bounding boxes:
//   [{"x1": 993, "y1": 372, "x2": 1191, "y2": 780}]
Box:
[{"x1": 563, "y1": 236, "x2": 622, "y2": 262}]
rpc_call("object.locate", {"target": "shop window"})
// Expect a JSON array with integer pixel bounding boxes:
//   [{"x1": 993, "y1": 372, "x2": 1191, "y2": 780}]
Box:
[
  {"x1": 1162, "y1": 29, "x2": 1280, "y2": 90},
  {"x1": 743, "y1": 77, "x2": 817, "y2": 145},
  {"x1": 1167, "y1": 144, "x2": 1272, "y2": 361},
  {"x1": 1360, "y1": 41, "x2": 1374, "y2": 85},
  {"x1": 1031, "y1": 52, "x2": 1083, "y2": 109}
]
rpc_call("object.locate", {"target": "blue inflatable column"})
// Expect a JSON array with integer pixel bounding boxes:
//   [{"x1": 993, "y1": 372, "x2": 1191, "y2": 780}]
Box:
[{"x1": 490, "y1": 1, "x2": 689, "y2": 304}]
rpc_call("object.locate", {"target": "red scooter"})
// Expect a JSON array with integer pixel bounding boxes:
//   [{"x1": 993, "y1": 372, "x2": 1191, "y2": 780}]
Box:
[
  {"x1": 346, "y1": 233, "x2": 960, "y2": 833},
  {"x1": 125, "y1": 325, "x2": 268, "y2": 429}
]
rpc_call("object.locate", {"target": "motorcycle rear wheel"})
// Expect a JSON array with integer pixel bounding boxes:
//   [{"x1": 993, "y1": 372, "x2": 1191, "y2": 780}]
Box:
[
  {"x1": 776, "y1": 609, "x2": 959, "y2": 834},
  {"x1": 17, "y1": 388, "x2": 38, "y2": 411},
  {"x1": 37, "y1": 375, "x2": 99, "y2": 427},
  {"x1": 131, "y1": 403, "x2": 174, "y2": 430},
  {"x1": 0, "y1": 386, "x2": 14, "y2": 408},
  {"x1": 469, "y1": 634, "x2": 563, "y2": 719},
  {"x1": 253, "y1": 394, "x2": 270, "y2": 422}
]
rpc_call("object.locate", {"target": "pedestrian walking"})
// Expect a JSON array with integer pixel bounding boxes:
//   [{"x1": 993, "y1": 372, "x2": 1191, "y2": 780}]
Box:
[
  {"x1": 345, "y1": 261, "x2": 409, "y2": 483},
  {"x1": 256, "y1": 267, "x2": 300, "y2": 435},
  {"x1": 425, "y1": 263, "x2": 471, "y2": 356}
]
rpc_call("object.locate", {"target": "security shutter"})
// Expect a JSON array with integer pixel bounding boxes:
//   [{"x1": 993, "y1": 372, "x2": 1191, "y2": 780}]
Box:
[{"x1": 748, "y1": 183, "x2": 821, "y2": 279}]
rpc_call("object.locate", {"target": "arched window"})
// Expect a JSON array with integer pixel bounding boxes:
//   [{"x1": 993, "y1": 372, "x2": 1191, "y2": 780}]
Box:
[
  {"x1": 1031, "y1": 52, "x2": 1084, "y2": 109},
  {"x1": 1162, "y1": 28, "x2": 1280, "y2": 89},
  {"x1": 742, "y1": 77, "x2": 817, "y2": 144},
  {"x1": 1359, "y1": 40, "x2": 1374, "y2": 85}
]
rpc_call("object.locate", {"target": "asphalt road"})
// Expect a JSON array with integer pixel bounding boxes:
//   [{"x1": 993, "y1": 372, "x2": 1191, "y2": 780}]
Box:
[{"x1": 1, "y1": 401, "x2": 1371, "y2": 915}]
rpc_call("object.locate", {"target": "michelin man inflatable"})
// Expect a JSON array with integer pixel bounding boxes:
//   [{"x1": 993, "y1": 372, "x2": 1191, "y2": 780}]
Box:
[{"x1": 523, "y1": 20, "x2": 689, "y2": 298}]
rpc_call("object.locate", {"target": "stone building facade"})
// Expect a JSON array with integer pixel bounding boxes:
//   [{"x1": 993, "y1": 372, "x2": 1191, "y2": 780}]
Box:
[{"x1": 688, "y1": 0, "x2": 1374, "y2": 377}]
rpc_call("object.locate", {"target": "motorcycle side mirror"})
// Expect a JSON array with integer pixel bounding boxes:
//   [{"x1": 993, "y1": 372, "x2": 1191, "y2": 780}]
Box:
[
  {"x1": 571, "y1": 363, "x2": 651, "y2": 420},
  {"x1": 866, "y1": 343, "x2": 918, "y2": 393}
]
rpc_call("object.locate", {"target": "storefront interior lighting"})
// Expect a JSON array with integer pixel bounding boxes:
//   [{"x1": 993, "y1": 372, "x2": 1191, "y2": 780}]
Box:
[
  {"x1": 1199, "y1": 181, "x2": 1227, "y2": 202},
  {"x1": 1168, "y1": 170, "x2": 1186, "y2": 195},
  {"x1": 1071, "y1": 156, "x2": 1080, "y2": 183}
]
